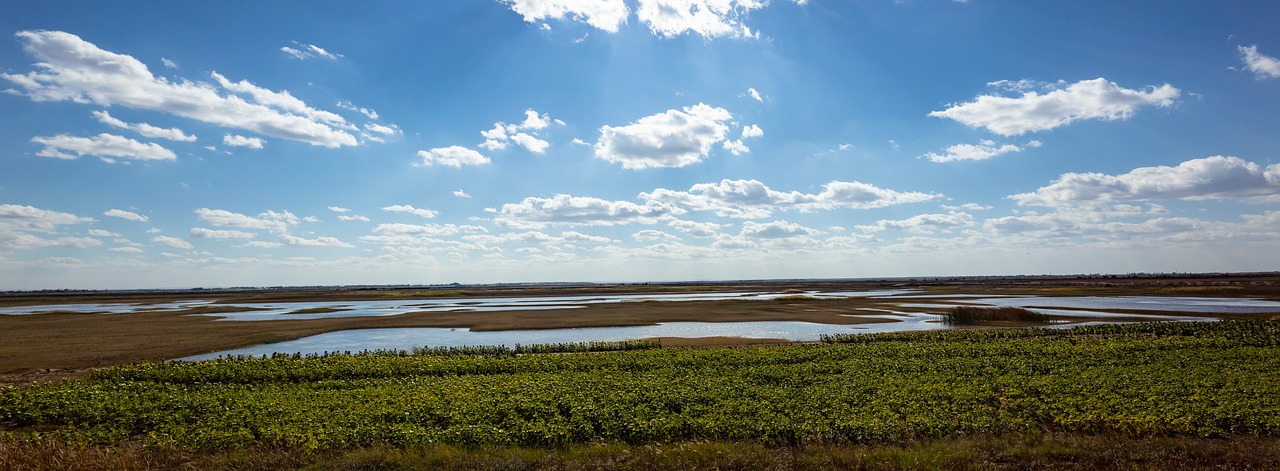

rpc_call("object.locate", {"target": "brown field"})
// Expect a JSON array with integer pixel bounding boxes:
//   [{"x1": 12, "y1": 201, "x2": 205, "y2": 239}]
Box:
[{"x1": 3, "y1": 273, "x2": 1278, "y2": 386}]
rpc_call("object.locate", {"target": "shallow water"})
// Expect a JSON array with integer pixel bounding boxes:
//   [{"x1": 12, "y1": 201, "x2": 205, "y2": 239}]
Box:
[
  {"x1": 0, "y1": 289, "x2": 912, "y2": 319},
  {"x1": 6, "y1": 291, "x2": 1275, "y2": 359},
  {"x1": 180, "y1": 316, "x2": 950, "y2": 361}
]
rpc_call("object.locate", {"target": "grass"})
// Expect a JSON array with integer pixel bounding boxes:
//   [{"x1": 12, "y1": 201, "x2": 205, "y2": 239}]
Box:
[
  {"x1": 3, "y1": 435, "x2": 1277, "y2": 470},
  {"x1": 940, "y1": 305, "x2": 1052, "y2": 325}
]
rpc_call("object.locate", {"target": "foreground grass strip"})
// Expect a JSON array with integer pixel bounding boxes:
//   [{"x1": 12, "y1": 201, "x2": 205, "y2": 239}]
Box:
[
  {"x1": 3, "y1": 435, "x2": 1278, "y2": 470},
  {"x1": 2, "y1": 322, "x2": 1280, "y2": 452}
]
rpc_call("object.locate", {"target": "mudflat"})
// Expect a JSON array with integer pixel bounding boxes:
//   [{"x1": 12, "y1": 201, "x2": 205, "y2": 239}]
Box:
[{"x1": 2, "y1": 273, "x2": 1277, "y2": 385}]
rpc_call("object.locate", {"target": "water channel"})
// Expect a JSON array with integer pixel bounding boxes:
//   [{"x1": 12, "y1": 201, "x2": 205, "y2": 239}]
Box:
[{"x1": 4, "y1": 291, "x2": 1277, "y2": 360}]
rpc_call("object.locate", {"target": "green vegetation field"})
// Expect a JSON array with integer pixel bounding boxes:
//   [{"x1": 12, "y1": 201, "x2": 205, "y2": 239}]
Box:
[{"x1": 4, "y1": 321, "x2": 1280, "y2": 469}]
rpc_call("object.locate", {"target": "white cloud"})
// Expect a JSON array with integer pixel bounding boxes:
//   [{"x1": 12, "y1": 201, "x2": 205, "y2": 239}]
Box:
[
  {"x1": 362, "y1": 123, "x2": 402, "y2": 143},
  {"x1": 160, "y1": 58, "x2": 178, "y2": 69},
  {"x1": 510, "y1": 133, "x2": 551, "y2": 154},
  {"x1": 858, "y1": 212, "x2": 975, "y2": 233},
  {"x1": 88, "y1": 229, "x2": 121, "y2": 238},
  {"x1": 633, "y1": 229, "x2": 682, "y2": 242},
  {"x1": 1239, "y1": 45, "x2": 1280, "y2": 79},
  {"x1": 641, "y1": 179, "x2": 941, "y2": 218},
  {"x1": 417, "y1": 146, "x2": 490, "y2": 168},
  {"x1": 189, "y1": 228, "x2": 256, "y2": 240},
  {"x1": 279, "y1": 234, "x2": 354, "y2": 248},
  {"x1": 1011, "y1": 155, "x2": 1280, "y2": 207},
  {"x1": 0, "y1": 204, "x2": 94, "y2": 234},
  {"x1": 453, "y1": 189, "x2": 472, "y2": 198},
  {"x1": 223, "y1": 134, "x2": 265, "y2": 149},
  {"x1": 338, "y1": 214, "x2": 371, "y2": 222},
  {"x1": 2, "y1": 31, "x2": 359, "y2": 147},
  {"x1": 195, "y1": 208, "x2": 299, "y2": 234},
  {"x1": 337, "y1": 101, "x2": 379, "y2": 120},
  {"x1": 91, "y1": 110, "x2": 196, "y2": 142},
  {"x1": 110, "y1": 246, "x2": 144, "y2": 253},
  {"x1": 494, "y1": 194, "x2": 685, "y2": 229},
  {"x1": 929, "y1": 78, "x2": 1180, "y2": 136},
  {"x1": 328, "y1": 206, "x2": 352, "y2": 213},
  {"x1": 503, "y1": 0, "x2": 630, "y2": 33},
  {"x1": 667, "y1": 219, "x2": 724, "y2": 237},
  {"x1": 594, "y1": 103, "x2": 734, "y2": 169},
  {"x1": 152, "y1": 235, "x2": 193, "y2": 250},
  {"x1": 239, "y1": 241, "x2": 283, "y2": 249},
  {"x1": 31, "y1": 133, "x2": 176, "y2": 162},
  {"x1": 104, "y1": 209, "x2": 148, "y2": 222},
  {"x1": 479, "y1": 109, "x2": 558, "y2": 153},
  {"x1": 281, "y1": 42, "x2": 342, "y2": 60},
  {"x1": 746, "y1": 87, "x2": 763, "y2": 102},
  {"x1": 722, "y1": 139, "x2": 750, "y2": 155},
  {"x1": 383, "y1": 204, "x2": 439, "y2": 219},
  {"x1": 1, "y1": 233, "x2": 101, "y2": 250},
  {"x1": 635, "y1": 0, "x2": 766, "y2": 39},
  {"x1": 360, "y1": 223, "x2": 488, "y2": 246},
  {"x1": 921, "y1": 139, "x2": 1038, "y2": 163},
  {"x1": 741, "y1": 124, "x2": 763, "y2": 139},
  {"x1": 739, "y1": 220, "x2": 821, "y2": 239}
]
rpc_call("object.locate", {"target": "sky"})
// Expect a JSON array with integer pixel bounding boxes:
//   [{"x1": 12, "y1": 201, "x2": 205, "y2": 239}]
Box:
[{"x1": 1, "y1": 1, "x2": 1279, "y2": 290}]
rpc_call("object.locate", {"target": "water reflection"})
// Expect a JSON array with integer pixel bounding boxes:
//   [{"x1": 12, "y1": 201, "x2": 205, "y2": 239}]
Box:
[{"x1": 181, "y1": 316, "x2": 951, "y2": 361}]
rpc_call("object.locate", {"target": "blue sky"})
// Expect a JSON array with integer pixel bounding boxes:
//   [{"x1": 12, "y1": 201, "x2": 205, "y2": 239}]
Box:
[{"x1": 2, "y1": 1, "x2": 1279, "y2": 289}]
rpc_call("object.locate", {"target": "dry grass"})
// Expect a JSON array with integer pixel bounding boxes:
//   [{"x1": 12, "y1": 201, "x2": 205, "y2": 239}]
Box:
[
  {"x1": 941, "y1": 306, "x2": 1052, "y2": 325},
  {"x1": 3, "y1": 435, "x2": 1278, "y2": 470}
]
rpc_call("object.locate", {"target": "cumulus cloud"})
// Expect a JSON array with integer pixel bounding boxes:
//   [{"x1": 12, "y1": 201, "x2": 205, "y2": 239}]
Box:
[
  {"x1": 31, "y1": 133, "x2": 175, "y2": 162},
  {"x1": 91, "y1": 110, "x2": 196, "y2": 142},
  {"x1": 1011, "y1": 155, "x2": 1280, "y2": 207},
  {"x1": 195, "y1": 208, "x2": 299, "y2": 234},
  {"x1": 1239, "y1": 45, "x2": 1280, "y2": 79},
  {"x1": 494, "y1": 194, "x2": 685, "y2": 229},
  {"x1": 383, "y1": 204, "x2": 439, "y2": 219},
  {"x1": 929, "y1": 78, "x2": 1180, "y2": 136},
  {"x1": 2, "y1": 31, "x2": 359, "y2": 148},
  {"x1": 338, "y1": 214, "x2": 370, "y2": 222},
  {"x1": 667, "y1": 219, "x2": 725, "y2": 237},
  {"x1": 857, "y1": 212, "x2": 975, "y2": 233},
  {"x1": 503, "y1": 0, "x2": 630, "y2": 33},
  {"x1": 223, "y1": 134, "x2": 265, "y2": 149},
  {"x1": 0, "y1": 204, "x2": 94, "y2": 235},
  {"x1": 417, "y1": 146, "x2": 490, "y2": 168},
  {"x1": 636, "y1": 0, "x2": 767, "y2": 39},
  {"x1": 327, "y1": 206, "x2": 351, "y2": 213},
  {"x1": 722, "y1": 139, "x2": 750, "y2": 155},
  {"x1": 189, "y1": 228, "x2": 256, "y2": 240},
  {"x1": 279, "y1": 234, "x2": 353, "y2": 248},
  {"x1": 634, "y1": 229, "x2": 682, "y2": 242},
  {"x1": 741, "y1": 124, "x2": 763, "y2": 139},
  {"x1": 480, "y1": 109, "x2": 558, "y2": 153},
  {"x1": 502, "y1": 0, "x2": 802, "y2": 39},
  {"x1": 152, "y1": 235, "x2": 193, "y2": 250},
  {"x1": 641, "y1": 179, "x2": 941, "y2": 218},
  {"x1": 104, "y1": 209, "x2": 148, "y2": 222},
  {"x1": 739, "y1": 220, "x2": 821, "y2": 239},
  {"x1": 453, "y1": 189, "x2": 472, "y2": 198},
  {"x1": 594, "y1": 103, "x2": 734, "y2": 169},
  {"x1": 921, "y1": 139, "x2": 1040, "y2": 163},
  {"x1": 746, "y1": 87, "x2": 763, "y2": 102}
]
